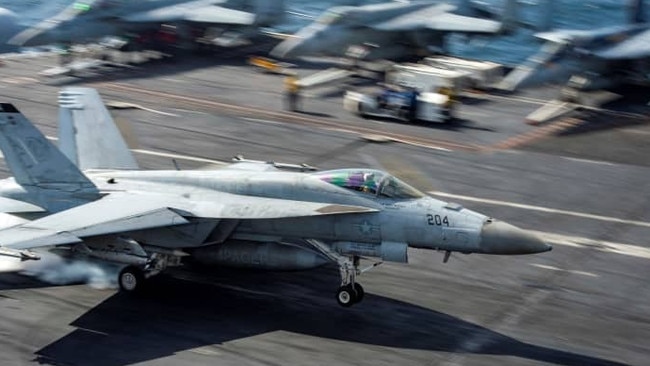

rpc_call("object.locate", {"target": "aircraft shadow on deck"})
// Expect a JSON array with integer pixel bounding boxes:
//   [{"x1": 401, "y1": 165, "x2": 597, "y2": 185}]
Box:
[
  {"x1": 30, "y1": 267, "x2": 627, "y2": 366},
  {"x1": 387, "y1": 117, "x2": 497, "y2": 132}
]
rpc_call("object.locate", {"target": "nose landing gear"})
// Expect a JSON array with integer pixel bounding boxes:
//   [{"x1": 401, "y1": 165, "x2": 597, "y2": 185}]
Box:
[
  {"x1": 306, "y1": 239, "x2": 376, "y2": 307},
  {"x1": 336, "y1": 282, "x2": 365, "y2": 307}
]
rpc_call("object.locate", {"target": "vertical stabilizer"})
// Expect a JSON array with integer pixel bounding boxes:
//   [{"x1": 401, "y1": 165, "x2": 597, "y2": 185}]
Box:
[
  {"x1": 538, "y1": 0, "x2": 555, "y2": 31},
  {"x1": 630, "y1": 0, "x2": 646, "y2": 24},
  {"x1": 456, "y1": 0, "x2": 474, "y2": 16},
  {"x1": 0, "y1": 104, "x2": 95, "y2": 187},
  {"x1": 244, "y1": 0, "x2": 286, "y2": 27},
  {"x1": 58, "y1": 88, "x2": 139, "y2": 171},
  {"x1": 500, "y1": 0, "x2": 519, "y2": 33}
]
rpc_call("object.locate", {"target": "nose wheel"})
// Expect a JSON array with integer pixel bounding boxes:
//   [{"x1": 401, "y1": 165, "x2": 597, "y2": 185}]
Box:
[
  {"x1": 335, "y1": 256, "x2": 368, "y2": 307},
  {"x1": 305, "y1": 240, "x2": 377, "y2": 307},
  {"x1": 336, "y1": 283, "x2": 365, "y2": 307}
]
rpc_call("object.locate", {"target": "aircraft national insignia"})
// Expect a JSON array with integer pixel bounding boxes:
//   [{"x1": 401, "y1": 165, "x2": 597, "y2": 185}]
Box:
[{"x1": 355, "y1": 220, "x2": 378, "y2": 236}]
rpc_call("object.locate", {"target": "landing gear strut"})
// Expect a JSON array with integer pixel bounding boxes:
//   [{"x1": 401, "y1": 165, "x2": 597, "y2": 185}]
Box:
[
  {"x1": 335, "y1": 255, "x2": 365, "y2": 306},
  {"x1": 306, "y1": 239, "x2": 378, "y2": 307}
]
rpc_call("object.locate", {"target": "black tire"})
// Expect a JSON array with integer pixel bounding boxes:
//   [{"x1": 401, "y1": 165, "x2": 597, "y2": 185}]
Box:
[
  {"x1": 353, "y1": 283, "x2": 365, "y2": 303},
  {"x1": 336, "y1": 285, "x2": 357, "y2": 307},
  {"x1": 118, "y1": 265, "x2": 145, "y2": 293},
  {"x1": 358, "y1": 102, "x2": 368, "y2": 118}
]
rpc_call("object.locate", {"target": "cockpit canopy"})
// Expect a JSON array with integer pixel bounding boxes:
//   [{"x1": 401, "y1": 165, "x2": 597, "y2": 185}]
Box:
[{"x1": 314, "y1": 169, "x2": 424, "y2": 199}]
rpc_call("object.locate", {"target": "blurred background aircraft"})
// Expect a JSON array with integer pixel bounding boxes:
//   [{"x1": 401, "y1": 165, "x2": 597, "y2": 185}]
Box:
[
  {"x1": 4, "y1": 0, "x2": 285, "y2": 52},
  {"x1": 499, "y1": 0, "x2": 650, "y2": 91},
  {"x1": 0, "y1": 8, "x2": 21, "y2": 53},
  {"x1": 271, "y1": 0, "x2": 520, "y2": 61}
]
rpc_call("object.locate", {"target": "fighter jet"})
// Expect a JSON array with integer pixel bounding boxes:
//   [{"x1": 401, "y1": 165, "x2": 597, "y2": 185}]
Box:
[
  {"x1": 0, "y1": 88, "x2": 550, "y2": 307},
  {"x1": 271, "y1": 0, "x2": 518, "y2": 61},
  {"x1": 499, "y1": 0, "x2": 650, "y2": 91},
  {"x1": 5, "y1": 0, "x2": 285, "y2": 50}
]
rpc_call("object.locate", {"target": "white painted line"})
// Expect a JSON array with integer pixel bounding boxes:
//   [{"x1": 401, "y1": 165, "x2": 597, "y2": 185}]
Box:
[
  {"x1": 430, "y1": 191, "x2": 650, "y2": 229},
  {"x1": 563, "y1": 157, "x2": 615, "y2": 166},
  {"x1": 170, "y1": 108, "x2": 209, "y2": 115},
  {"x1": 44, "y1": 135, "x2": 227, "y2": 165},
  {"x1": 531, "y1": 230, "x2": 650, "y2": 260},
  {"x1": 241, "y1": 117, "x2": 286, "y2": 126},
  {"x1": 45, "y1": 136, "x2": 229, "y2": 165},
  {"x1": 530, "y1": 263, "x2": 599, "y2": 277},
  {"x1": 622, "y1": 128, "x2": 650, "y2": 136},
  {"x1": 392, "y1": 138, "x2": 452, "y2": 152},
  {"x1": 133, "y1": 105, "x2": 179, "y2": 117}
]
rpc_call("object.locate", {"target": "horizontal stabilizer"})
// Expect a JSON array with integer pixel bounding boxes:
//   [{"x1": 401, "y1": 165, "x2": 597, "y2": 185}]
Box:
[
  {"x1": 122, "y1": 5, "x2": 255, "y2": 25},
  {"x1": 0, "y1": 193, "x2": 190, "y2": 250},
  {"x1": 0, "y1": 197, "x2": 45, "y2": 213},
  {"x1": 371, "y1": 4, "x2": 502, "y2": 34}
]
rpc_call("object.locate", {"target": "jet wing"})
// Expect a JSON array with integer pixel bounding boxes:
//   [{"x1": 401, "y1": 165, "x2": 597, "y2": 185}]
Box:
[
  {"x1": 593, "y1": 29, "x2": 650, "y2": 59},
  {"x1": 121, "y1": 4, "x2": 255, "y2": 25},
  {"x1": 371, "y1": 4, "x2": 501, "y2": 34},
  {"x1": 0, "y1": 192, "x2": 377, "y2": 250},
  {"x1": 423, "y1": 13, "x2": 502, "y2": 33}
]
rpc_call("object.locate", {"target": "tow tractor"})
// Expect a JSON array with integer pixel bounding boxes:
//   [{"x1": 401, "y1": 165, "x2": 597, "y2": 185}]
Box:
[{"x1": 344, "y1": 86, "x2": 454, "y2": 123}]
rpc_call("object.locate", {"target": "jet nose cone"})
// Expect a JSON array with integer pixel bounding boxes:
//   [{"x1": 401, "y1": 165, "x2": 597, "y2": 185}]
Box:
[{"x1": 480, "y1": 220, "x2": 552, "y2": 255}]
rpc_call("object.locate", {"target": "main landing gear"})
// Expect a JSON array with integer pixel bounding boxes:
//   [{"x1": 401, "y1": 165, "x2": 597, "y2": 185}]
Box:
[
  {"x1": 118, "y1": 265, "x2": 146, "y2": 293},
  {"x1": 117, "y1": 252, "x2": 181, "y2": 294}
]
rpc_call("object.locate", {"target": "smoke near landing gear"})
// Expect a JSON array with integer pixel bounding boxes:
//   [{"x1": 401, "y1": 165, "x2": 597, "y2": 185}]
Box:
[{"x1": 0, "y1": 250, "x2": 120, "y2": 289}]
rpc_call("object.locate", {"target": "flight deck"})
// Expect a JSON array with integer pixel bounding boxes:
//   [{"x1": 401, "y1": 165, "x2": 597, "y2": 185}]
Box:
[{"x1": 0, "y1": 50, "x2": 648, "y2": 366}]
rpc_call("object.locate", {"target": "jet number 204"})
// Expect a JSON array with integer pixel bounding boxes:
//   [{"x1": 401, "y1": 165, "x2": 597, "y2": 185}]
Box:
[{"x1": 427, "y1": 214, "x2": 449, "y2": 226}]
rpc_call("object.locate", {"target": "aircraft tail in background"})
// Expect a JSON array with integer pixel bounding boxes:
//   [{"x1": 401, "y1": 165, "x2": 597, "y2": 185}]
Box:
[
  {"x1": 630, "y1": 0, "x2": 646, "y2": 24},
  {"x1": 456, "y1": 0, "x2": 520, "y2": 33},
  {"x1": 537, "y1": 0, "x2": 555, "y2": 31},
  {"x1": 235, "y1": 0, "x2": 286, "y2": 27},
  {"x1": 500, "y1": 0, "x2": 519, "y2": 34}
]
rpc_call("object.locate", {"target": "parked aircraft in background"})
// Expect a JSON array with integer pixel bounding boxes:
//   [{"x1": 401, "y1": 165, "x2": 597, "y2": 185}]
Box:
[
  {"x1": 271, "y1": 0, "x2": 518, "y2": 61},
  {"x1": 0, "y1": 8, "x2": 21, "y2": 53},
  {"x1": 499, "y1": 0, "x2": 650, "y2": 91},
  {"x1": 5, "y1": 0, "x2": 285, "y2": 50},
  {"x1": 0, "y1": 88, "x2": 550, "y2": 307}
]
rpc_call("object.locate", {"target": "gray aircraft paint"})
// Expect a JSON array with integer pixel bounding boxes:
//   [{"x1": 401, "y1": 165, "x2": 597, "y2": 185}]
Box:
[{"x1": 0, "y1": 88, "x2": 550, "y2": 298}]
